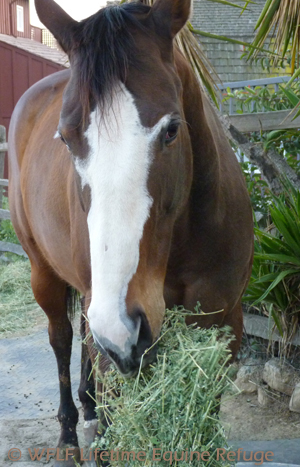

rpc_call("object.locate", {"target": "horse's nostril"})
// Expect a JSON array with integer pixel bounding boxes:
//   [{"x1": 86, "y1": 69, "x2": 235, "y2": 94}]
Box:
[
  {"x1": 133, "y1": 308, "x2": 153, "y2": 358},
  {"x1": 90, "y1": 308, "x2": 156, "y2": 376}
]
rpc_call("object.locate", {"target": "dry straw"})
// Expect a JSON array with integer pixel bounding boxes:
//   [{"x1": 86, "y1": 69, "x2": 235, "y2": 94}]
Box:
[
  {"x1": 0, "y1": 261, "x2": 39, "y2": 334},
  {"x1": 93, "y1": 307, "x2": 234, "y2": 467}
]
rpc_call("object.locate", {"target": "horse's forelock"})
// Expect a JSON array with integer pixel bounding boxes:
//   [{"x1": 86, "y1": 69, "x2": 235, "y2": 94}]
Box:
[{"x1": 71, "y1": 3, "x2": 152, "y2": 125}]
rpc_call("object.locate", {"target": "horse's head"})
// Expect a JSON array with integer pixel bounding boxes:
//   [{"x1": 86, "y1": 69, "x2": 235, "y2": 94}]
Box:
[{"x1": 35, "y1": 0, "x2": 193, "y2": 376}]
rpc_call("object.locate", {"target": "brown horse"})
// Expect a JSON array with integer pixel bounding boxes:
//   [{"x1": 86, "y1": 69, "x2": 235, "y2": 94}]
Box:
[{"x1": 8, "y1": 0, "x2": 253, "y2": 464}]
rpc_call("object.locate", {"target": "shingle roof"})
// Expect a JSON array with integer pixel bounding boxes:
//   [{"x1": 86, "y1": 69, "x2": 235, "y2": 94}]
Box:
[
  {"x1": 0, "y1": 33, "x2": 68, "y2": 67},
  {"x1": 192, "y1": 0, "x2": 266, "y2": 37}
]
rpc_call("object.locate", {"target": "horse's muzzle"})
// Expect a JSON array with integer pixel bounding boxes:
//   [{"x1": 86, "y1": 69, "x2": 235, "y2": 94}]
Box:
[
  {"x1": 91, "y1": 308, "x2": 157, "y2": 377},
  {"x1": 105, "y1": 342, "x2": 158, "y2": 377}
]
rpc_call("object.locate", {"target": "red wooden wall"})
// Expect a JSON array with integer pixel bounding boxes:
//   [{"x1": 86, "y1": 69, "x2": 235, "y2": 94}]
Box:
[
  {"x1": 0, "y1": 40, "x2": 66, "y2": 177},
  {"x1": 0, "y1": 0, "x2": 31, "y2": 38}
]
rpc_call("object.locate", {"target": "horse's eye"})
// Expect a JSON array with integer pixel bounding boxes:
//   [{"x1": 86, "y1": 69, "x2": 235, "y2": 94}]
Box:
[
  {"x1": 59, "y1": 133, "x2": 71, "y2": 152},
  {"x1": 60, "y1": 134, "x2": 67, "y2": 144},
  {"x1": 165, "y1": 121, "x2": 180, "y2": 145}
]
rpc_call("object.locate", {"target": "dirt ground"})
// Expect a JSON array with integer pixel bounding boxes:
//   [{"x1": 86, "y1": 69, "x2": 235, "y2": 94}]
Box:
[
  {"x1": 220, "y1": 392, "x2": 300, "y2": 441},
  {"x1": 1, "y1": 314, "x2": 300, "y2": 466}
]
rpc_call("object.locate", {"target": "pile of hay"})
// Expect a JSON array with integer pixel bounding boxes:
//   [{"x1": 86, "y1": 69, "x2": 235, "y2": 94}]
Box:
[
  {"x1": 0, "y1": 260, "x2": 39, "y2": 334},
  {"x1": 94, "y1": 308, "x2": 234, "y2": 467}
]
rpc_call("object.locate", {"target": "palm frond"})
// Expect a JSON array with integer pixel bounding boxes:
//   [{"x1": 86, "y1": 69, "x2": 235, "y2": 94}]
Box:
[
  {"x1": 205, "y1": 0, "x2": 254, "y2": 9},
  {"x1": 248, "y1": 0, "x2": 300, "y2": 74}
]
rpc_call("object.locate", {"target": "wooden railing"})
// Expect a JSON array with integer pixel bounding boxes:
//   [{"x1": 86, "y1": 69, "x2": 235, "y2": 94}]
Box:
[
  {"x1": 0, "y1": 125, "x2": 10, "y2": 221},
  {"x1": 0, "y1": 125, "x2": 27, "y2": 258},
  {"x1": 218, "y1": 76, "x2": 300, "y2": 132}
]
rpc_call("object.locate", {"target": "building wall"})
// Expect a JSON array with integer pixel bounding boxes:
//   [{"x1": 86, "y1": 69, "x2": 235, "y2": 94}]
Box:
[
  {"x1": 0, "y1": 40, "x2": 65, "y2": 177},
  {"x1": 0, "y1": 0, "x2": 10, "y2": 36},
  {"x1": 31, "y1": 26, "x2": 42, "y2": 42},
  {"x1": 191, "y1": 0, "x2": 286, "y2": 83},
  {"x1": 0, "y1": 0, "x2": 32, "y2": 38}
]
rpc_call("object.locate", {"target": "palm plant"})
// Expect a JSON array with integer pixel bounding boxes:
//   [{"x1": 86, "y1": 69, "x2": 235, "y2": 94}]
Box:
[
  {"x1": 244, "y1": 182, "x2": 300, "y2": 356},
  {"x1": 247, "y1": 0, "x2": 300, "y2": 75}
]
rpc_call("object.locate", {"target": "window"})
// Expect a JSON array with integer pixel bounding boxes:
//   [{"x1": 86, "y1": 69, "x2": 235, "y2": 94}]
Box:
[{"x1": 16, "y1": 5, "x2": 24, "y2": 33}]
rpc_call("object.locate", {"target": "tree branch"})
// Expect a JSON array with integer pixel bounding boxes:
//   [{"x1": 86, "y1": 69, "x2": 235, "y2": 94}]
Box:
[{"x1": 218, "y1": 112, "x2": 300, "y2": 195}]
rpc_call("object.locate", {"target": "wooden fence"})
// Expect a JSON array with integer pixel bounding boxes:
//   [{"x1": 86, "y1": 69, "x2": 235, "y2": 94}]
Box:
[
  {"x1": 0, "y1": 125, "x2": 27, "y2": 258},
  {"x1": 0, "y1": 125, "x2": 9, "y2": 220},
  {"x1": 218, "y1": 75, "x2": 300, "y2": 132}
]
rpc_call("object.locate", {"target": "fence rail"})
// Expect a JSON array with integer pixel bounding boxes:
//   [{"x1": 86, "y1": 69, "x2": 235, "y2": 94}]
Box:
[
  {"x1": 218, "y1": 75, "x2": 292, "y2": 114},
  {"x1": 0, "y1": 143, "x2": 8, "y2": 152},
  {"x1": 218, "y1": 75, "x2": 300, "y2": 132},
  {"x1": 229, "y1": 109, "x2": 300, "y2": 132},
  {"x1": 0, "y1": 125, "x2": 27, "y2": 257},
  {"x1": 0, "y1": 126, "x2": 10, "y2": 222}
]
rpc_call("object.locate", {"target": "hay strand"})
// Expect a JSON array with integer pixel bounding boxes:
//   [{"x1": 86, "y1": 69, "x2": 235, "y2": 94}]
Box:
[{"x1": 93, "y1": 308, "x2": 234, "y2": 467}]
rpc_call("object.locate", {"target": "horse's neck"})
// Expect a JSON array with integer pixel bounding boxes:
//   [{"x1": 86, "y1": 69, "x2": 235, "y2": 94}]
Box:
[{"x1": 176, "y1": 51, "x2": 222, "y2": 216}]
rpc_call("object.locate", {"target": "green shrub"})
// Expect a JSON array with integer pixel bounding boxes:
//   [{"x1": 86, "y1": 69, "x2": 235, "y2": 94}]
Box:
[
  {"x1": 0, "y1": 197, "x2": 20, "y2": 245},
  {"x1": 0, "y1": 219, "x2": 20, "y2": 244},
  {"x1": 243, "y1": 182, "x2": 300, "y2": 356},
  {"x1": 240, "y1": 160, "x2": 271, "y2": 216},
  {"x1": 222, "y1": 80, "x2": 300, "y2": 114}
]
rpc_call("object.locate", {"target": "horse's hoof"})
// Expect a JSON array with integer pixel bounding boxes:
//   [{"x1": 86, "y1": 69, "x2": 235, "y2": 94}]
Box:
[
  {"x1": 52, "y1": 446, "x2": 81, "y2": 467},
  {"x1": 83, "y1": 419, "x2": 99, "y2": 445}
]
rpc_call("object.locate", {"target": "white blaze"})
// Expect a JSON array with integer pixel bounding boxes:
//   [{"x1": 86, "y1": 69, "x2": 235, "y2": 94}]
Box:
[{"x1": 74, "y1": 84, "x2": 169, "y2": 357}]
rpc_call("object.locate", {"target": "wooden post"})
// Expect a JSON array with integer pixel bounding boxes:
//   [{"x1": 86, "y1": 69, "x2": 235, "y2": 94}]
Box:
[{"x1": 0, "y1": 125, "x2": 6, "y2": 209}]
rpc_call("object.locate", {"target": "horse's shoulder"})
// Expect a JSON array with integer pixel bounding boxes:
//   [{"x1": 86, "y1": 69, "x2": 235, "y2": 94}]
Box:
[
  {"x1": 26, "y1": 68, "x2": 70, "y2": 100},
  {"x1": 9, "y1": 69, "x2": 70, "y2": 157},
  {"x1": 11, "y1": 69, "x2": 70, "y2": 126}
]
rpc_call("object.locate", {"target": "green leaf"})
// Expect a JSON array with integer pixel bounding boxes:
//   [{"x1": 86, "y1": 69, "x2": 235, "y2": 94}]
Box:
[
  {"x1": 287, "y1": 68, "x2": 300, "y2": 87},
  {"x1": 270, "y1": 309, "x2": 284, "y2": 337},
  {"x1": 188, "y1": 26, "x2": 274, "y2": 55},
  {"x1": 206, "y1": 0, "x2": 250, "y2": 9},
  {"x1": 252, "y1": 269, "x2": 297, "y2": 305},
  {"x1": 254, "y1": 253, "x2": 300, "y2": 266},
  {"x1": 255, "y1": 0, "x2": 273, "y2": 30},
  {"x1": 245, "y1": 86, "x2": 256, "y2": 95},
  {"x1": 291, "y1": 103, "x2": 300, "y2": 121},
  {"x1": 270, "y1": 208, "x2": 300, "y2": 256},
  {"x1": 255, "y1": 231, "x2": 293, "y2": 256},
  {"x1": 264, "y1": 129, "x2": 290, "y2": 149},
  {"x1": 278, "y1": 85, "x2": 300, "y2": 107},
  {"x1": 248, "y1": 0, "x2": 281, "y2": 60}
]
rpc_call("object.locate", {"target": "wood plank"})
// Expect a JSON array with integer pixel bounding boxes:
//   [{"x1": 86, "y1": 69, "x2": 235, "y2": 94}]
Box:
[
  {"x1": 0, "y1": 208, "x2": 10, "y2": 220},
  {"x1": 0, "y1": 241, "x2": 27, "y2": 258},
  {"x1": 219, "y1": 75, "x2": 291, "y2": 91},
  {"x1": 0, "y1": 127, "x2": 6, "y2": 210},
  {"x1": 229, "y1": 109, "x2": 300, "y2": 132},
  {"x1": 0, "y1": 179, "x2": 8, "y2": 187},
  {"x1": 243, "y1": 311, "x2": 300, "y2": 345},
  {"x1": 0, "y1": 142, "x2": 8, "y2": 152}
]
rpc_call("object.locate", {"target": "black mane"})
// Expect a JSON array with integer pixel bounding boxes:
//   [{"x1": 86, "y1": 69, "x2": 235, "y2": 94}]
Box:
[{"x1": 71, "y1": 2, "x2": 151, "y2": 122}]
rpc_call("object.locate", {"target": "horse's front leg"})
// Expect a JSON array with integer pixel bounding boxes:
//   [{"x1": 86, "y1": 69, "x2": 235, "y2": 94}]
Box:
[
  {"x1": 78, "y1": 300, "x2": 98, "y2": 446},
  {"x1": 79, "y1": 297, "x2": 111, "y2": 466},
  {"x1": 31, "y1": 261, "x2": 80, "y2": 467}
]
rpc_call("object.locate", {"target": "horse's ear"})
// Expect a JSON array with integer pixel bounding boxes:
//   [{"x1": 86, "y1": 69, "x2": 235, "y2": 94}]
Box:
[
  {"x1": 34, "y1": 0, "x2": 78, "y2": 53},
  {"x1": 150, "y1": 0, "x2": 191, "y2": 38}
]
